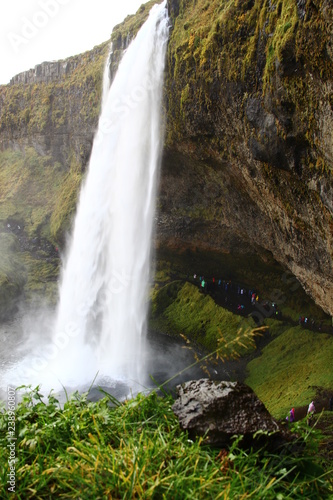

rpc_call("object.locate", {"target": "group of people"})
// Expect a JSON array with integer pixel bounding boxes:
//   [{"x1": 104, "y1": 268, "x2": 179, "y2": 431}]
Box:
[
  {"x1": 298, "y1": 315, "x2": 328, "y2": 332},
  {"x1": 286, "y1": 397, "x2": 333, "y2": 424},
  {"x1": 192, "y1": 273, "x2": 331, "y2": 333},
  {"x1": 285, "y1": 401, "x2": 315, "y2": 424},
  {"x1": 193, "y1": 273, "x2": 281, "y2": 320}
]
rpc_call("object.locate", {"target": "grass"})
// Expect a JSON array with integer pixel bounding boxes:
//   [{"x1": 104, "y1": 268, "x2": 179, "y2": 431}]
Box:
[
  {"x1": 0, "y1": 385, "x2": 332, "y2": 499},
  {"x1": 150, "y1": 280, "x2": 256, "y2": 354},
  {"x1": 246, "y1": 327, "x2": 333, "y2": 419},
  {"x1": 150, "y1": 251, "x2": 333, "y2": 428}
]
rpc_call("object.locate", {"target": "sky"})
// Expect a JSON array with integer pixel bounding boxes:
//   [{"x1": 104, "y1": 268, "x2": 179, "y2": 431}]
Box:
[{"x1": 0, "y1": 0, "x2": 147, "y2": 85}]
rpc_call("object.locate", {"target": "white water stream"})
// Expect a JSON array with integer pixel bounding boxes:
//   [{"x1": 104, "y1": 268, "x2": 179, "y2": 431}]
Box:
[
  {"x1": 52, "y1": 1, "x2": 170, "y2": 388},
  {"x1": 1, "y1": 1, "x2": 170, "y2": 396}
]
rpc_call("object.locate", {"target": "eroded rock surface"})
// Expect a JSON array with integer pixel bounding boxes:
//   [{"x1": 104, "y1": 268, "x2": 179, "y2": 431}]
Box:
[{"x1": 172, "y1": 379, "x2": 290, "y2": 449}]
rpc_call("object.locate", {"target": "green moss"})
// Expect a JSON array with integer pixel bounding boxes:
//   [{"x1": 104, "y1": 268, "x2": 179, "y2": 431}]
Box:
[
  {"x1": 168, "y1": 0, "x2": 265, "y2": 88},
  {"x1": 246, "y1": 327, "x2": 333, "y2": 418},
  {"x1": 21, "y1": 252, "x2": 59, "y2": 304},
  {"x1": 151, "y1": 280, "x2": 183, "y2": 316},
  {"x1": 151, "y1": 280, "x2": 256, "y2": 354},
  {"x1": 263, "y1": 318, "x2": 289, "y2": 338},
  {"x1": 49, "y1": 157, "x2": 83, "y2": 241},
  {"x1": 180, "y1": 83, "x2": 190, "y2": 114},
  {"x1": 111, "y1": 0, "x2": 161, "y2": 45},
  {"x1": 0, "y1": 148, "x2": 66, "y2": 240},
  {"x1": 262, "y1": 0, "x2": 298, "y2": 86},
  {"x1": 0, "y1": 233, "x2": 26, "y2": 283},
  {"x1": 0, "y1": 41, "x2": 108, "y2": 135},
  {"x1": 153, "y1": 247, "x2": 331, "y2": 333},
  {"x1": 0, "y1": 233, "x2": 26, "y2": 316},
  {"x1": 1, "y1": 388, "x2": 331, "y2": 498},
  {"x1": 167, "y1": 0, "x2": 333, "y2": 168}
]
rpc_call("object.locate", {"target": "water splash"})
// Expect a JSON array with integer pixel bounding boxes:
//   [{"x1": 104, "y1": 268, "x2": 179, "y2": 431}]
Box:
[{"x1": 1, "y1": 1, "x2": 169, "y2": 395}]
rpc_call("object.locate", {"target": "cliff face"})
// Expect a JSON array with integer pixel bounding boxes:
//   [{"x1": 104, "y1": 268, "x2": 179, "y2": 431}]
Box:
[
  {"x1": 10, "y1": 59, "x2": 82, "y2": 86},
  {"x1": 0, "y1": 44, "x2": 108, "y2": 177},
  {"x1": 161, "y1": 0, "x2": 333, "y2": 315},
  {"x1": 0, "y1": 0, "x2": 332, "y2": 316}
]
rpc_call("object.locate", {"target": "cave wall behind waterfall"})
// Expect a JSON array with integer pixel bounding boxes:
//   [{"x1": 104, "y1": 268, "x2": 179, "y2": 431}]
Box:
[{"x1": 161, "y1": 0, "x2": 332, "y2": 315}]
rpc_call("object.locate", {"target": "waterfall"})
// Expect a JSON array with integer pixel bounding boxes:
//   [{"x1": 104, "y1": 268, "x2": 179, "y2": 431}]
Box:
[
  {"x1": 48, "y1": 1, "x2": 170, "y2": 390},
  {"x1": 101, "y1": 42, "x2": 112, "y2": 110}
]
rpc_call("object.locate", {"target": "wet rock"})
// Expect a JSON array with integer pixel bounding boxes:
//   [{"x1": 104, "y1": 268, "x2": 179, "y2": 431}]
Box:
[
  {"x1": 172, "y1": 379, "x2": 292, "y2": 449},
  {"x1": 297, "y1": 0, "x2": 306, "y2": 21}
]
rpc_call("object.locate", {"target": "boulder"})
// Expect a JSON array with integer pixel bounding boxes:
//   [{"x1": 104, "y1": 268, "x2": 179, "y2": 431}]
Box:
[{"x1": 172, "y1": 379, "x2": 292, "y2": 449}]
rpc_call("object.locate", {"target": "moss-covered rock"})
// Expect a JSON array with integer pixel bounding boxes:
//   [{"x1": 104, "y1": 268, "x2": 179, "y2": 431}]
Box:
[
  {"x1": 150, "y1": 280, "x2": 256, "y2": 354},
  {"x1": 163, "y1": 0, "x2": 333, "y2": 315},
  {"x1": 0, "y1": 41, "x2": 109, "y2": 174},
  {"x1": 0, "y1": 233, "x2": 26, "y2": 319}
]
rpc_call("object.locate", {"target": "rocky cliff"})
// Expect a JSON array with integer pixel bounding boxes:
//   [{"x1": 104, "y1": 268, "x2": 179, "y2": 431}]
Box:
[
  {"x1": 0, "y1": 0, "x2": 332, "y2": 317},
  {"x1": 0, "y1": 43, "x2": 108, "y2": 179},
  {"x1": 161, "y1": 0, "x2": 332, "y2": 315}
]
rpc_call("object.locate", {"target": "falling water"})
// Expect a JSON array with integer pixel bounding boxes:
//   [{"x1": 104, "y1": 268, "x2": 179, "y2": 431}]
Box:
[
  {"x1": 26, "y1": 1, "x2": 169, "y2": 392},
  {"x1": 100, "y1": 42, "x2": 112, "y2": 110},
  {"x1": 0, "y1": 2, "x2": 225, "y2": 401},
  {"x1": 51, "y1": 1, "x2": 169, "y2": 389}
]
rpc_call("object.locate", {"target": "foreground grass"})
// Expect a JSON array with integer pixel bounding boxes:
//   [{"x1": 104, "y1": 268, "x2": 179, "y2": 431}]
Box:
[{"x1": 0, "y1": 387, "x2": 332, "y2": 499}]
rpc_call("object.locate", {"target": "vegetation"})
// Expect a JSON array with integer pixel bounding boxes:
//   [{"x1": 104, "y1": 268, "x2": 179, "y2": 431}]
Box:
[
  {"x1": 0, "y1": 0, "x2": 331, "y2": 310},
  {"x1": 166, "y1": 0, "x2": 333, "y2": 171},
  {"x1": 150, "y1": 280, "x2": 256, "y2": 353},
  {"x1": 21, "y1": 253, "x2": 59, "y2": 305},
  {"x1": 150, "y1": 251, "x2": 332, "y2": 423},
  {"x1": 0, "y1": 148, "x2": 65, "y2": 240},
  {"x1": 246, "y1": 326, "x2": 333, "y2": 418},
  {"x1": 152, "y1": 247, "x2": 330, "y2": 325},
  {"x1": 0, "y1": 233, "x2": 26, "y2": 317},
  {"x1": 111, "y1": 0, "x2": 161, "y2": 45},
  {"x1": 168, "y1": 0, "x2": 333, "y2": 88},
  {"x1": 0, "y1": 42, "x2": 108, "y2": 136},
  {"x1": 0, "y1": 384, "x2": 332, "y2": 498},
  {"x1": 0, "y1": 257, "x2": 332, "y2": 496},
  {"x1": 0, "y1": 2, "x2": 332, "y2": 493},
  {"x1": 0, "y1": 148, "x2": 64, "y2": 304},
  {"x1": 49, "y1": 155, "x2": 83, "y2": 242}
]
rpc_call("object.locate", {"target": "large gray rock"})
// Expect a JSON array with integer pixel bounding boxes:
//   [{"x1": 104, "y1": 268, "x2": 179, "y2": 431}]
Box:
[{"x1": 172, "y1": 379, "x2": 290, "y2": 449}]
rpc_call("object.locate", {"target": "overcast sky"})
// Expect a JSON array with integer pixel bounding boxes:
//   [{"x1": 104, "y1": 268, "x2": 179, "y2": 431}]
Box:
[{"x1": 0, "y1": 0, "x2": 147, "y2": 85}]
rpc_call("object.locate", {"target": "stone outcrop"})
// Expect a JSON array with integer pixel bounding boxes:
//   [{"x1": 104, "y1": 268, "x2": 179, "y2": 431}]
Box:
[
  {"x1": 10, "y1": 60, "x2": 78, "y2": 86},
  {"x1": 172, "y1": 379, "x2": 292, "y2": 449}
]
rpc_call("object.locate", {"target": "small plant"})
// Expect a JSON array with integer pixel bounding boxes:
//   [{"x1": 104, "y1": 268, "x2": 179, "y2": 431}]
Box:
[{"x1": 0, "y1": 383, "x2": 332, "y2": 498}]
